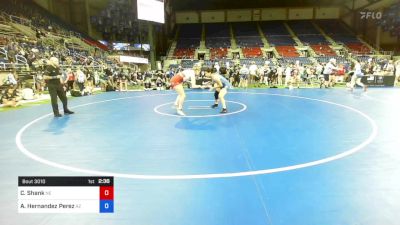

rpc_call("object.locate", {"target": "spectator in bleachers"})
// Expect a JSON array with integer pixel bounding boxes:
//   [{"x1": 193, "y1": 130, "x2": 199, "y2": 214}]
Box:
[{"x1": 6, "y1": 71, "x2": 18, "y2": 86}]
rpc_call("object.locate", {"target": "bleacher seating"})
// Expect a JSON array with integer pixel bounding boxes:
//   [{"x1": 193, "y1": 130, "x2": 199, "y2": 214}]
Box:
[
  {"x1": 206, "y1": 37, "x2": 230, "y2": 48},
  {"x1": 176, "y1": 38, "x2": 200, "y2": 49},
  {"x1": 239, "y1": 58, "x2": 266, "y2": 66},
  {"x1": 233, "y1": 22, "x2": 259, "y2": 36},
  {"x1": 278, "y1": 57, "x2": 312, "y2": 65},
  {"x1": 266, "y1": 35, "x2": 296, "y2": 46},
  {"x1": 288, "y1": 20, "x2": 329, "y2": 46},
  {"x1": 316, "y1": 20, "x2": 371, "y2": 54},
  {"x1": 233, "y1": 22, "x2": 263, "y2": 48},
  {"x1": 356, "y1": 55, "x2": 370, "y2": 62},
  {"x1": 242, "y1": 47, "x2": 262, "y2": 58},
  {"x1": 316, "y1": 56, "x2": 347, "y2": 64},
  {"x1": 203, "y1": 59, "x2": 233, "y2": 68},
  {"x1": 298, "y1": 35, "x2": 329, "y2": 45},
  {"x1": 210, "y1": 48, "x2": 228, "y2": 59},
  {"x1": 275, "y1": 46, "x2": 299, "y2": 57},
  {"x1": 260, "y1": 21, "x2": 296, "y2": 47},
  {"x1": 174, "y1": 24, "x2": 202, "y2": 58},
  {"x1": 174, "y1": 48, "x2": 195, "y2": 59},
  {"x1": 311, "y1": 45, "x2": 336, "y2": 56},
  {"x1": 236, "y1": 36, "x2": 263, "y2": 47},
  {"x1": 317, "y1": 20, "x2": 351, "y2": 35},
  {"x1": 169, "y1": 64, "x2": 179, "y2": 69},
  {"x1": 167, "y1": 20, "x2": 378, "y2": 69},
  {"x1": 205, "y1": 23, "x2": 231, "y2": 48},
  {"x1": 181, "y1": 59, "x2": 199, "y2": 69},
  {"x1": 288, "y1": 20, "x2": 319, "y2": 35},
  {"x1": 260, "y1": 21, "x2": 290, "y2": 35},
  {"x1": 345, "y1": 43, "x2": 372, "y2": 54}
]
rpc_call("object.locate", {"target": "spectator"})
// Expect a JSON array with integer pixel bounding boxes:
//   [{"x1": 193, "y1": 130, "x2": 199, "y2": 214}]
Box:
[
  {"x1": 21, "y1": 85, "x2": 35, "y2": 100},
  {"x1": 6, "y1": 71, "x2": 18, "y2": 86},
  {"x1": 383, "y1": 60, "x2": 395, "y2": 75},
  {"x1": 1, "y1": 86, "x2": 21, "y2": 107},
  {"x1": 248, "y1": 61, "x2": 258, "y2": 84},
  {"x1": 66, "y1": 68, "x2": 75, "y2": 92},
  {"x1": 239, "y1": 64, "x2": 249, "y2": 88},
  {"x1": 76, "y1": 68, "x2": 86, "y2": 92}
]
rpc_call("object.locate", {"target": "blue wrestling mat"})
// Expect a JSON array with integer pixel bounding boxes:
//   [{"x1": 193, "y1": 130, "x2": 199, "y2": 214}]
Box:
[{"x1": 1, "y1": 88, "x2": 400, "y2": 225}]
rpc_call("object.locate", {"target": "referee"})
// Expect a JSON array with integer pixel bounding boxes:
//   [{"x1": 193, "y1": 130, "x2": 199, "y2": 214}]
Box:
[{"x1": 43, "y1": 57, "x2": 74, "y2": 117}]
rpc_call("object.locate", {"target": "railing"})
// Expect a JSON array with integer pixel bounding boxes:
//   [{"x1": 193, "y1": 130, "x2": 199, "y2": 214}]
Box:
[
  {"x1": 0, "y1": 47, "x2": 8, "y2": 58},
  {"x1": 350, "y1": 50, "x2": 394, "y2": 57},
  {"x1": 0, "y1": 62, "x2": 28, "y2": 70},
  {"x1": 59, "y1": 64, "x2": 103, "y2": 69},
  {"x1": 15, "y1": 54, "x2": 28, "y2": 65}
]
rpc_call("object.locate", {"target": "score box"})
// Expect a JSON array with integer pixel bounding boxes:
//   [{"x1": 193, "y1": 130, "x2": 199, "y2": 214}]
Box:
[{"x1": 18, "y1": 176, "x2": 114, "y2": 213}]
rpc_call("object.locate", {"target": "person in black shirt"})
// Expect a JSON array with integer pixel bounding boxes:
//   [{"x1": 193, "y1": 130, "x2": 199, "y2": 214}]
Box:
[{"x1": 44, "y1": 57, "x2": 74, "y2": 117}]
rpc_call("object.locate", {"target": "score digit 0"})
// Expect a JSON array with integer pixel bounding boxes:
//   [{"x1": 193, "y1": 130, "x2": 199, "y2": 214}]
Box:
[{"x1": 100, "y1": 186, "x2": 113, "y2": 200}]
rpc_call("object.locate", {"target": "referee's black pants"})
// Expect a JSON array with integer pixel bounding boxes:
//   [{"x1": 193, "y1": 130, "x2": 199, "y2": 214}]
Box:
[{"x1": 48, "y1": 82, "x2": 68, "y2": 115}]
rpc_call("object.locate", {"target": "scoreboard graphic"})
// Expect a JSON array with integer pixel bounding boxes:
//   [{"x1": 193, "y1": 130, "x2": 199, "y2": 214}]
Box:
[{"x1": 18, "y1": 177, "x2": 114, "y2": 213}]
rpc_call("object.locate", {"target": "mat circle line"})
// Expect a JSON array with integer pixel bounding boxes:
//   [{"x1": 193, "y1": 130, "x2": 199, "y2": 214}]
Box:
[{"x1": 15, "y1": 91, "x2": 378, "y2": 180}]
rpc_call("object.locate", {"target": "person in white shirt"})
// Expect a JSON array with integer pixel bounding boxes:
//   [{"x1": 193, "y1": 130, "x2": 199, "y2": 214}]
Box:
[
  {"x1": 276, "y1": 65, "x2": 284, "y2": 86},
  {"x1": 21, "y1": 87, "x2": 35, "y2": 100},
  {"x1": 76, "y1": 68, "x2": 86, "y2": 92},
  {"x1": 7, "y1": 72, "x2": 18, "y2": 86},
  {"x1": 239, "y1": 64, "x2": 249, "y2": 88},
  {"x1": 284, "y1": 64, "x2": 292, "y2": 87},
  {"x1": 349, "y1": 60, "x2": 367, "y2": 92},
  {"x1": 316, "y1": 63, "x2": 323, "y2": 76},
  {"x1": 322, "y1": 58, "x2": 338, "y2": 88},
  {"x1": 248, "y1": 61, "x2": 258, "y2": 85},
  {"x1": 214, "y1": 62, "x2": 220, "y2": 74}
]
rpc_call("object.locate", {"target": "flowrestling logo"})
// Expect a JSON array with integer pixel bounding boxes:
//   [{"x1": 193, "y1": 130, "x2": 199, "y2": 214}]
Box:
[{"x1": 360, "y1": 11, "x2": 383, "y2": 20}]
